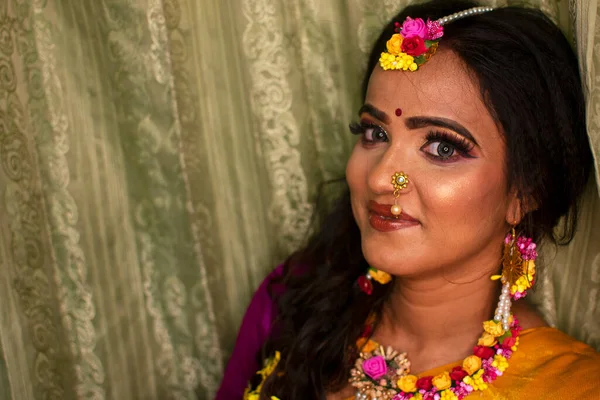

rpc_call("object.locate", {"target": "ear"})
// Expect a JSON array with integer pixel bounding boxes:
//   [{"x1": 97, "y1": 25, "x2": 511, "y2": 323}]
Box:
[
  {"x1": 505, "y1": 193, "x2": 523, "y2": 226},
  {"x1": 505, "y1": 189, "x2": 536, "y2": 226}
]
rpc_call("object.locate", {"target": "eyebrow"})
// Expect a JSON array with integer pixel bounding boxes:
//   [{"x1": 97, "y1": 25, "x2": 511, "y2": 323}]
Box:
[
  {"x1": 358, "y1": 103, "x2": 391, "y2": 124},
  {"x1": 405, "y1": 116, "x2": 478, "y2": 145}
]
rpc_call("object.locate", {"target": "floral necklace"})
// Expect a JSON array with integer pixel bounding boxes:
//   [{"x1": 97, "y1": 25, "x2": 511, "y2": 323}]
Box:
[
  {"x1": 350, "y1": 315, "x2": 522, "y2": 400},
  {"x1": 350, "y1": 228, "x2": 536, "y2": 400}
]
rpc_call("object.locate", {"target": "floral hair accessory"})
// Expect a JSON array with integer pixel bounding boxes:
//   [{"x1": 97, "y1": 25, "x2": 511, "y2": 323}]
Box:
[{"x1": 379, "y1": 6, "x2": 494, "y2": 72}]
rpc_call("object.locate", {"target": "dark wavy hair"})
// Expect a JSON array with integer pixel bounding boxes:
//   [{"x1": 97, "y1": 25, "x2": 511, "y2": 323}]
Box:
[{"x1": 258, "y1": 1, "x2": 593, "y2": 398}]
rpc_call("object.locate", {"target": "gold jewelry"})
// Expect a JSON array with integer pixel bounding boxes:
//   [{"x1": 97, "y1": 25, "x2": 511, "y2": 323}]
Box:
[{"x1": 391, "y1": 172, "x2": 408, "y2": 216}]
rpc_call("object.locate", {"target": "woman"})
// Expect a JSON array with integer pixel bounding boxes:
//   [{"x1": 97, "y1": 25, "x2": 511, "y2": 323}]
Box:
[{"x1": 216, "y1": 1, "x2": 600, "y2": 399}]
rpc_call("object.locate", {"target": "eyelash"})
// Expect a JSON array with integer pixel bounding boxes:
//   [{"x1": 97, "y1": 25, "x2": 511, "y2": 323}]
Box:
[
  {"x1": 349, "y1": 121, "x2": 389, "y2": 145},
  {"x1": 349, "y1": 122, "x2": 475, "y2": 161},
  {"x1": 421, "y1": 130, "x2": 476, "y2": 162}
]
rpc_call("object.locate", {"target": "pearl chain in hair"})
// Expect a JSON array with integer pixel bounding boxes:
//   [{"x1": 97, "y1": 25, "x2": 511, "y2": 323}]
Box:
[{"x1": 438, "y1": 6, "x2": 495, "y2": 26}]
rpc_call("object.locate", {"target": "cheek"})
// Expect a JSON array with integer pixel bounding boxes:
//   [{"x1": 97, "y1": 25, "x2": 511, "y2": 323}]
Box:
[
  {"x1": 421, "y1": 167, "x2": 508, "y2": 230},
  {"x1": 346, "y1": 147, "x2": 368, "y2": 219},
  {"x1": 346, "y1": 147, "x2": 365, "y2": 191}
]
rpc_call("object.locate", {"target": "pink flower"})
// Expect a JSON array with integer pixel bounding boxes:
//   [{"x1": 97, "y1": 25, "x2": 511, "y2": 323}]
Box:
[
  {"x1": 362, "y1": 355, "x2": 387, "y2": 380},
  {"x1": 401, "y1": 17, "x2": 428, "y2": 39},
  {"x1": 512, "y1": 291, "x2": 525, "y2": 300},
  {"x1": 496, "y1": 348, "x2": 513, "y2": 358},
  {"x1": 481, "y1": 359, "x2": 499, "y2": 383},
  {"x1": 393, "y1": 394, "x2": 414, "y2": 400},
  {"x1": 422, "y1": 392, "x2": 438, "y2": 400},
  {"x1": 515, "y1": 236, "x2": 538, "y2": 260},
  {"x1": 426, "y1": 19, "x2": 444, "y2": 40}
]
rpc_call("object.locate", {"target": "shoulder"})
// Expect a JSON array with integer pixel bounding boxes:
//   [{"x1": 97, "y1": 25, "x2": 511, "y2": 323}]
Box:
[
  {"x1": 500, "y1": 327, "x2": 600, "y2": 397},
  {"x1": 214, "y1": 264, "x2": 285, "y2": 400},
  {"x1": 518, "y1": 326, "x2": 599, "y2": 361},
  {"x1": 237, "y1": 263, "x2": 286, "y2": 347}
]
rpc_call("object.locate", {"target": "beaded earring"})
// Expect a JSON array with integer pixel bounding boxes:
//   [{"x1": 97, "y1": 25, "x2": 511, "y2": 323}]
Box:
[
  {"x1": 491, "y1": 227, "x2": 537, "y2": 330},
  {"x1": 358, "y1": 267, "x2": 392, "y2": 295}
]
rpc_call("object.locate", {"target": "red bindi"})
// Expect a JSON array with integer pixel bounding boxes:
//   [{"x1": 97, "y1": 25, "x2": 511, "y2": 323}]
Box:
[{"x1": 395, "y1": 108, "x2": 402, "y2": 117}]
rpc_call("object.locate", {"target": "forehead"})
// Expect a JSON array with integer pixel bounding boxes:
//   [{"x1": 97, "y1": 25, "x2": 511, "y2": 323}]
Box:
[{"x1": 366, "y1": 50, "x2": 500, "y2": 140}]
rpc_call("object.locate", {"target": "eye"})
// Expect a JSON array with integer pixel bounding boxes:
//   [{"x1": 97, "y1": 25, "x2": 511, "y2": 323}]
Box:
[
  {"x1": 421, "y1": 131, "x2": 475, "y2": 162},
  {"x1": 349, "y1": 122, "x2": 389, "y2": 144},
  {"x1": 426, "y1": 141, "x2": 456, "y2": 158},
  {"x1": 367, "y1": 126, "x2": 388, "y2": 142}
]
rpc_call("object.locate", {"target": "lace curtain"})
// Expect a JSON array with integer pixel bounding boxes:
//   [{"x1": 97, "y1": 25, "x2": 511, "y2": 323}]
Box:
[{"x1": 0, "y1": 0, "x2": 597, "y2": 399}]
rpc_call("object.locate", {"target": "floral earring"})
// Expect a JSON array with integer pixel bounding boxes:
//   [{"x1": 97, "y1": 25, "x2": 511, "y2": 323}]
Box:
[
  {"x1": 358, "y1": 267, "x2": 392, "y2": 295},
  {"x1": 491, "y1": 227, "x2": 537, "y2": 330}
]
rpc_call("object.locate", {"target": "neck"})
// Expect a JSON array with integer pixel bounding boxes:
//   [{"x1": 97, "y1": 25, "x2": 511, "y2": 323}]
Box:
[{"x1": 377, "y1": 254, "x2": 501, "y2": 372}]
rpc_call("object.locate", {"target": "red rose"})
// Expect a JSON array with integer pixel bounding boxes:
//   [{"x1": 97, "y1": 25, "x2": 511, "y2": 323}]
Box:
[
  {"x1": 503, "y1": 336, "x2": 516, "y2": 348},
  {"x1": 416, "y1": 376, "x2": 433, "y2": 391},
  {"x1": 473, "y1": 345, "x2": 495, "y2": 360},
  {"x1": 401, "y1": 36, "x2": 428, "y2": 56},
  {"x1": 449, "y1": 366, "x2": 468, "y2": 382}
]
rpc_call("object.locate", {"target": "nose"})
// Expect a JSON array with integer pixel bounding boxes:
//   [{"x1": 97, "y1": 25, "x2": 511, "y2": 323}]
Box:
[{"x1": 367, "y1": 146, "x2": 412, "y2": 199}]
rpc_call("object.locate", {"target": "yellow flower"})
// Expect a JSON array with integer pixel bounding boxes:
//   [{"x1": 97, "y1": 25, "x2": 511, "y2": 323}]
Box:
[
  {"x1": 379, "y1": 52, "x2": 398, "y2": 70},
  {"x1": 432, "y1": 371, "x2": 452, "y2": 390},
  {"x1": 400, "y1": 54, "x2": 415, "y2": 70},
  {"x1": 511, "y1": 336, "x2": 520, "y2": 351},
  {"x1": 369, "y1": 268, "x2": 392, "y2": 284},
  {"x1": 386, "y1": 33, "x2": 403, "y2": 55},
  {"x1": 409, "y1": 63, "x2": 418, "y2": 71},
  {"x1": 397, "y1": 374, "x2": 418, "y2": 393},
  {"x1": 356, "y1": 337, "x2": 378, "y2": 353},
  {"x1": 464, "y1": 370, "x2": 487, "y2": 391},
  {"x1": 483, "y1": 320, "x2": 505, "y2": 337},
  {"x1": 477, "y1": 333, "x2": 498, "y2": 347},
  {"x1": 440, "y1": 389, "x2": 458, "y2": 400},
  {"x1": 259, "y1": 351, "x2": 281, "y2": 378},
  {"x1": 462, "y1": 355, "x2": 482, "y2": 375},
  {"x1": 243, "y1": 386, "x2": 254, "y2": 400},
  {"x1": 526, "y1": 260, "x2": 536, "y2": 277},
  {"x1": 492, "y1": 354, "x2": 509, "y2": 372}
]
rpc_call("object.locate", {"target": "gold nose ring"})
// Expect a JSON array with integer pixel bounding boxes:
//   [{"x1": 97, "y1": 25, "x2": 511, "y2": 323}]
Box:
[{"x1": 391, "y1": 172, "x2": 409, "y2": 216}]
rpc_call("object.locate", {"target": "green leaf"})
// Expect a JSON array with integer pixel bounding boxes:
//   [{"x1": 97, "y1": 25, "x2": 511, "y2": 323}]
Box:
[{"x1": 498, "y1": 331, "x2": 512, "y2": 344}]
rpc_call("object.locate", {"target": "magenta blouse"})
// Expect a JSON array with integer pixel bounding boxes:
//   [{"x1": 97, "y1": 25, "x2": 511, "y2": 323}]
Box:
[{"x1": 215, "y1": 265, "x2": 283, "y2": 399}]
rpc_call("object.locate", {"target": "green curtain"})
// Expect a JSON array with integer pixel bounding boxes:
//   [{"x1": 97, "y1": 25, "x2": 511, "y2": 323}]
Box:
[{"x1": 0, "y1": 0, "x2": 598, "y2": 399}]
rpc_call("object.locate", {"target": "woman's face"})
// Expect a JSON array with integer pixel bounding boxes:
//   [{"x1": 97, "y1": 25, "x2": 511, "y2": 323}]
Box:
[{"x1": 346, "y1": 50, "x2": 518, "y2": 279}]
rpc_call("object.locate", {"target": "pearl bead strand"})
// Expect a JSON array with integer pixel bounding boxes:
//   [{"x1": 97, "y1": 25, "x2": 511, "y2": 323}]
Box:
[
  {"x1": 494, "y1": 282, "x2": 512, "y2": 331},
  {"x1": 437, "y1": 6, "x2": 494, "y2": 26}
]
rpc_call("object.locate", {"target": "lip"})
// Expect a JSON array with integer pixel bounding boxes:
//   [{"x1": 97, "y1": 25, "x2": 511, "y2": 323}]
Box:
[{"x1": 368, "y1": 200, "x2": 419, "y2": 232}]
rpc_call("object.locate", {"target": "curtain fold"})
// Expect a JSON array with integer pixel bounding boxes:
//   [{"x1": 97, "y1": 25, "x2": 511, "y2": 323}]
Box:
[{"x1": 0, "y1": 1, "x2": 598, "y2": 399}]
